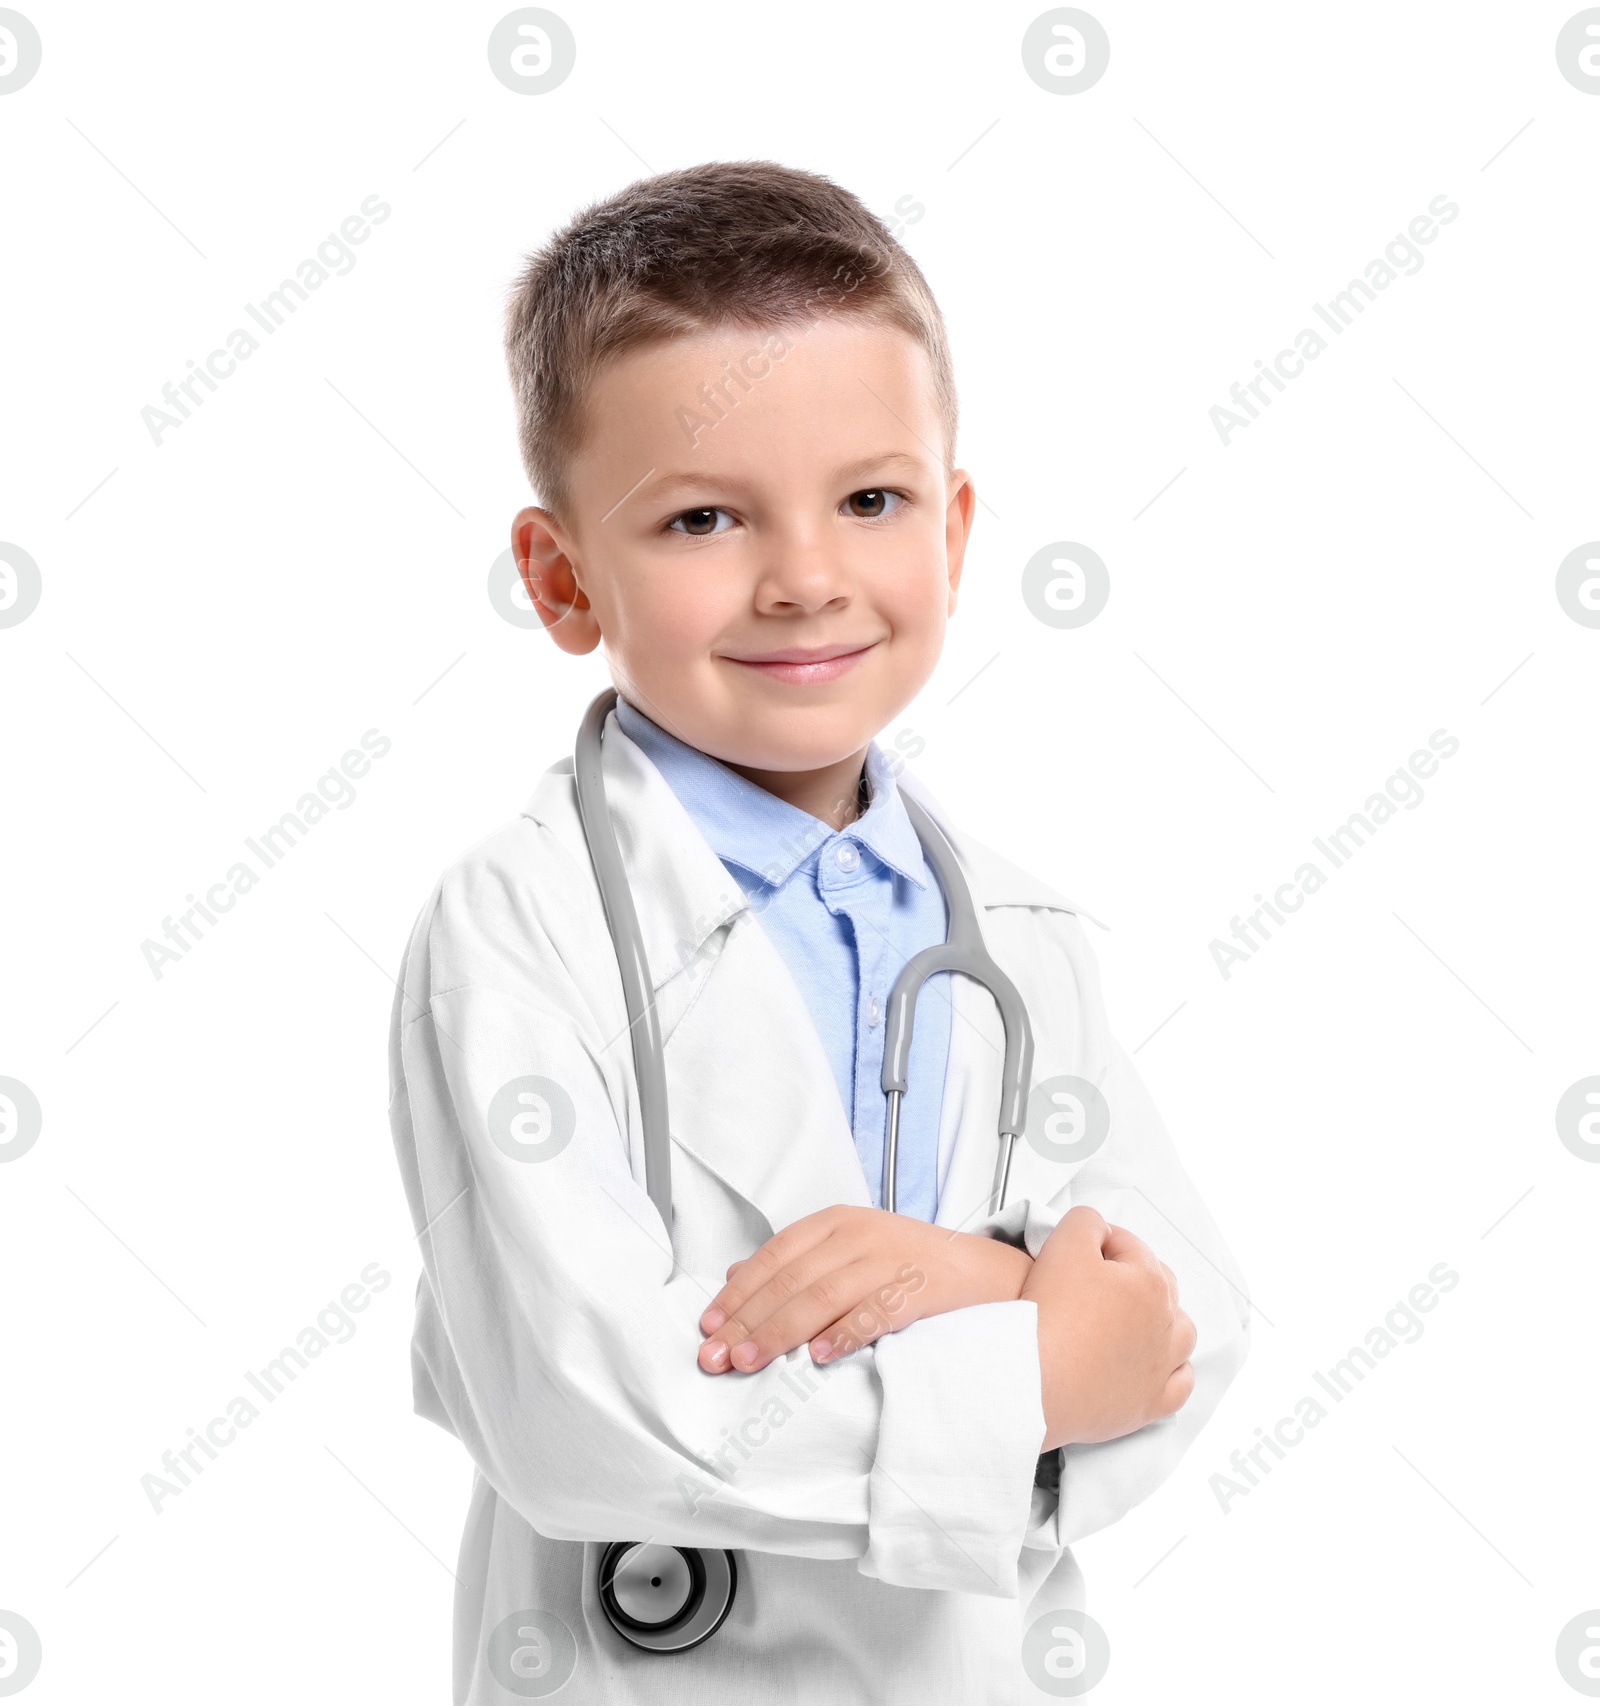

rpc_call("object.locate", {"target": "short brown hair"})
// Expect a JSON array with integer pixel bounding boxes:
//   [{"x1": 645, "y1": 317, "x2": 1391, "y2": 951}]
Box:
[{"x1": 503, "y1": 161, "x2": 957, "y2": 520}]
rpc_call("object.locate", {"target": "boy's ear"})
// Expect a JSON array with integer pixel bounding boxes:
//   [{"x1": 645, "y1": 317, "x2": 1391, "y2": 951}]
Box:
[
  {"x1": 944, "y1": 469, "x2": 977, "y2": 614},
  {"x1": 512, "y1": 506, "x2": 602, "y2": 655}
]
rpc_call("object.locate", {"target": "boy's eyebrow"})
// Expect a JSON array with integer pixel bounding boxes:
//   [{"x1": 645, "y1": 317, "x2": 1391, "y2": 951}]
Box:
[{"x1": 638, "y1": 450, "x2": 929, "y2": 505}]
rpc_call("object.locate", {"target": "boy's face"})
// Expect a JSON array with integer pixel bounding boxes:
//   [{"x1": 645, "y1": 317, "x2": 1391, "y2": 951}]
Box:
[{"x1": 512, "y1": 316, "x2": 975, "y2": 774}]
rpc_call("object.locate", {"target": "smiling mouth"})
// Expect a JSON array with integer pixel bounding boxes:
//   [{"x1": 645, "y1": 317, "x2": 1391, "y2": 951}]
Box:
[{"x1": 722, "y1": 643, "x2": 878, "y2": 685}]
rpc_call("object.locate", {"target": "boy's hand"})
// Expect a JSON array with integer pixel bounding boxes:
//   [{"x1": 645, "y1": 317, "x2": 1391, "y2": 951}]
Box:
[
  {"x1": 697, "y1": 1205, "x2": 1032, "y2": 1374},
  {"x1": 1025, "y1": 1205, "x2": 1196, "y2": 1451}
]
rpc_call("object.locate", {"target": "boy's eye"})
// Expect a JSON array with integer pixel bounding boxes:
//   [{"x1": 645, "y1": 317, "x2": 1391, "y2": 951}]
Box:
[
  {"x1": 844, "y1": 489, "x2": 902, "y2": 519},
  {"x1": 669, "y1": 507, "x2": 734, "y2": 536}
]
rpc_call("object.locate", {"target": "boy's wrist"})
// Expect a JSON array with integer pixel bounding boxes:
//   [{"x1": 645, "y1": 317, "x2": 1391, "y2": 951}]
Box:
[{"x1": 949, "y1": 1229, "x2": 1032, "y2": 1304}]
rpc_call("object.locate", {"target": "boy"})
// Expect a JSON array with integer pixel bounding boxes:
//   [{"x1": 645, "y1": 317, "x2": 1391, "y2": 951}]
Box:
[{"x1": 389, "y1": 161, "x2": 1249, "y2": 1703}]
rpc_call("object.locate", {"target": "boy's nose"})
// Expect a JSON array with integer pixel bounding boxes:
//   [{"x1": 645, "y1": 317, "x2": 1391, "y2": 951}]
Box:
[{"x1": 752, "y1": 538, "x2": 852, "y2": 612}]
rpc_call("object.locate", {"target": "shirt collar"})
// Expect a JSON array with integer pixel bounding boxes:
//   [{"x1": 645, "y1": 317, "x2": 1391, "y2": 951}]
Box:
[{"x1": 614, "y1": 696, "x2": 929, "y2": 891}]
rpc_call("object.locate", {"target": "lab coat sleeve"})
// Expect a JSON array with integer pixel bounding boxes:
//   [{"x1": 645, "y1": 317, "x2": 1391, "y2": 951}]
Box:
[
  {"x1": 387, "y1": 861, "x2": 1042, "y2": 1598},
  {"x1": 997, "y1": 912, "x2": 1252, "y2": 1551},
  {"x1": 860, "y1": 1300, "x2": 1046, "y2": 1595}
]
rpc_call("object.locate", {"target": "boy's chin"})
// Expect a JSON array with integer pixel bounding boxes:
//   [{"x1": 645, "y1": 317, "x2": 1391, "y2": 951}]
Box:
[{"x1": 701, "y1": 713, "x2": 881, "y2": 776}]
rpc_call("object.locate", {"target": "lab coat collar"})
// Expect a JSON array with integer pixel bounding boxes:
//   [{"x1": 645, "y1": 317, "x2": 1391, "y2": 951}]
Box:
[
  {"x1": 525, "y1": 709, "x2": 752, "y2": 995},
  {"x1": 522, "y1": 709, "x2": 1099, "y2": 999}
]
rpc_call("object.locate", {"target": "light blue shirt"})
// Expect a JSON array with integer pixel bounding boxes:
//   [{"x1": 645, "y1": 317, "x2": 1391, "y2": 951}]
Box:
[{"x1": 616, "y1": 698, "x2": 951, "y2": 1222}]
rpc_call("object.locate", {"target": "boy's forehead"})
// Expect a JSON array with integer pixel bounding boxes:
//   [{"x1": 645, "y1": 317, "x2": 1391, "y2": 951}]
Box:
[
  {"x1": 569, "y1": 316, "x2": 946, "y2": 498},
  {"x1": 605, "y1": 313, "x2": 928, "y2": 382}
]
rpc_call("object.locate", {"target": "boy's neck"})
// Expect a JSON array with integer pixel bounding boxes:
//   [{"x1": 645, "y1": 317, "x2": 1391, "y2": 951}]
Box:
[{"x1": 725, "y1": 749, "x2": 870, "y2": 831}]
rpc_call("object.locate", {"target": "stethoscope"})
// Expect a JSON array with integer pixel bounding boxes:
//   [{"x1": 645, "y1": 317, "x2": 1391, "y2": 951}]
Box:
[{"x1": 572, "y1": 688, "x2": 1035, "y2": 1654}]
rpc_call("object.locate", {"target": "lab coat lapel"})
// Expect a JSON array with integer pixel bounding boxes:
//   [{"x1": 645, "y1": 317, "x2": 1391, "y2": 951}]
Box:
[
  {"x1": 586, "y1": 712, "x2": 870, "y2": 1235},
  {"x1": 662, "y1": 910, "x2": 873, "y2": 1234}
]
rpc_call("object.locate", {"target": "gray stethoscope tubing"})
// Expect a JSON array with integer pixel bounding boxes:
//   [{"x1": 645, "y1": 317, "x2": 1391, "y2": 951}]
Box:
[
  {"x1": 575, "y1": 687, "x2": 1034, "y2": 1224},
  {"x1": 881, "y1": 792, "x2": 1034, "y2": 1219},
  {"x1": 577, "y1": 690, "x2": 736, "y2": 1654},
  {"x1": 571, "y1": 687, "x2": 1035, "y2": 1652},
  {"x1": 574, "y1": 689, "x2": 675, "y2": 1231}
]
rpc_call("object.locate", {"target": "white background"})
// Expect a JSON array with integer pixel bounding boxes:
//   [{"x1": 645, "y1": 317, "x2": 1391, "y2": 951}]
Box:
[{"x1": 2, "y1": 1, "x2": 1598, "y2": 1700}]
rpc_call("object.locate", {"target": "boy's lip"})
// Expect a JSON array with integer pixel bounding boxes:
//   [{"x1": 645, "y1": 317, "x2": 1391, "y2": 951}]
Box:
[{"x1": 722, "y1": 642, "x2": 878, "y2": 684}]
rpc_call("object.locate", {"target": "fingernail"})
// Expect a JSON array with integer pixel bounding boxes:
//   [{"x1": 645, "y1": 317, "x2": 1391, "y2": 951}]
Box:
[
  {"x1": 812, "y1": 1339, "x2": 835, "y2": 1364},
  {"x1": 701, "y1": 1307, "x2": 726, "y2": 1334},
  {"x1": 703, "y1": 1341, "x2": 729, "y2": 1372},
  {"x1": 732, "y1": 1339, "x2": 759, "y2": 1369}
]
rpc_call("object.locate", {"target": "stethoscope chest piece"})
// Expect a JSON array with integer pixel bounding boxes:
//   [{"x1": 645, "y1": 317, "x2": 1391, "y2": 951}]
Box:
[{"x1": 598, "y1": 1541, "x2": 737, "y2": 1653}]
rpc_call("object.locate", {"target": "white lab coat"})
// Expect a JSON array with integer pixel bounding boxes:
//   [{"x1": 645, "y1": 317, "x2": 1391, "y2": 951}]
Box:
[{"x1": 388, "y1": 710, "x2": 1250, "y2": 1704}]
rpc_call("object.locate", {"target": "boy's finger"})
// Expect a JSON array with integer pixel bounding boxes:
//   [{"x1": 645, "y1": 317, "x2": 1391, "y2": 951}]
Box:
[
  {"x1": 1035, "y1": 1205, "x2": 1109, "y2": 1267},
  {"x1": 747, "y1": 1258, "x2": 900, "y2": 1372},
  {"x1": 810, "y1": 1305, "x2": 892, "y2": 1362},
  {"x1": 811, "y1": 1273, "x2": 924, "y2": 1360},
  {"x1": 1058, "y1": 1204, "x2": 1110, "y2": 1246},
  {"x1": 1101, "y1": 1224, "x2": 1163, "y2": 1276},
  {"x1": 700, "y1": 1213, "x2": 839, "y2": 1334},
  {"x1": 1026, "y1": 1206, "x2": 1111, "y2": 1295},
  {"x1": 1172, "y1": 1309, "x2": 1197, "y2": 1363},
  {"x1": 702, "y1": 1234, "x2": 863, "y2": 1359},
  {"x1": 1157, "y1": 1360, "x2": 1195, "y2": 1418},
  {"x1": 707, "y1": 1256, "x2": 896, "y2": 1375}
]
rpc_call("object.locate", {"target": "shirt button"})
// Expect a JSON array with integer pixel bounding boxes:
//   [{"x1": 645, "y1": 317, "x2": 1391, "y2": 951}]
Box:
[
  {"x1": 835, "y1": 842, "x2": 861, "y2": 872},
  {"x1": 868, "y1": 997, "x2": 882, "y2": 1027}
]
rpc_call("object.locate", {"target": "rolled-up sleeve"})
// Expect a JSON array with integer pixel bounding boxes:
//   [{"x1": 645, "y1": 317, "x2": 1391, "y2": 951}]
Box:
[{"x1": 863, "y1": 1300, "x2": 1045, "y2": 1596}]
